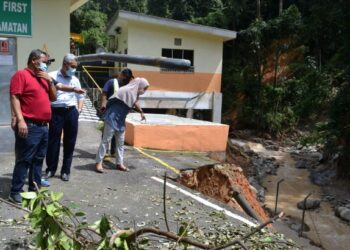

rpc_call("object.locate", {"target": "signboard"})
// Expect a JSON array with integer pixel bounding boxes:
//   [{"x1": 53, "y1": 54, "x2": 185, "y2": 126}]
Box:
[{"x1": 0, "y1": 0, "x2": 32, "y2": 36}]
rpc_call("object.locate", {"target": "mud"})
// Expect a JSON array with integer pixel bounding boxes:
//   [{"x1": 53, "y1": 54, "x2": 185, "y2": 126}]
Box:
[
  {"x1": 241, "y1": 139, "x2": 350, "y2": 250},
  {"x1": 178, "y1": 163, "x2": 269, "y2": 222}
]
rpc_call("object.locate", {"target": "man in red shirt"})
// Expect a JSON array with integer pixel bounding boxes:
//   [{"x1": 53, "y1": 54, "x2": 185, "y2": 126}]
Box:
[{"x1": 9, "y1": 49, "x2": 57, "y2": 204}]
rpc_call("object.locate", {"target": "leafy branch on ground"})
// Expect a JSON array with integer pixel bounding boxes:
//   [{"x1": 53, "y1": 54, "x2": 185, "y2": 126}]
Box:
[{"x1": 3, "y1": 181, "x2": 297, "y2": 250}]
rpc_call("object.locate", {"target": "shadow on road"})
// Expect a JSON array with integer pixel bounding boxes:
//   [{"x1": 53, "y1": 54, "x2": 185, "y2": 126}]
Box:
[
  {"x1": 74, "y1": 148, "x2": 96, "y2": 159},
  {"x1": 0, "y1": 176, "x2": 12, "y2": 199},
  {"x1": 73, "y1": 162, "x2": 96, "y2": 172}
]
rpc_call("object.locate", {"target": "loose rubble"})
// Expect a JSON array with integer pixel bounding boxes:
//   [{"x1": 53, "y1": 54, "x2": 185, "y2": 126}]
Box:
[
  {"x1": 335, "y1": 206, "x2": 350, "y2": 222},
  {"x1": 297, "y1": 199, "x2": 321, "y2": 210}
]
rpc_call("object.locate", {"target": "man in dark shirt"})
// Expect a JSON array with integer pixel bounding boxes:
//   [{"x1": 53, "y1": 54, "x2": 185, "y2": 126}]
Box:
[
  {"x1": 99, "y1": 68, "x2": 133, "y2": 156},
  {"x1": 9, "y1": 49, "x2": 57, "y2": 203}
]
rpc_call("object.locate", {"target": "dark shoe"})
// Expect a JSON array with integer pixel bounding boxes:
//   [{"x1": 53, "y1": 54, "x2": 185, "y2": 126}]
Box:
[
  {"x1": 45, "y1": 171, "x2": 54, "y2": 178},
  {"x1": 61, "y1": 173, "x2": 70, "y2": 181},
  {"x1": 9, "y1": 193, "x2": 22, "y2": 204}
]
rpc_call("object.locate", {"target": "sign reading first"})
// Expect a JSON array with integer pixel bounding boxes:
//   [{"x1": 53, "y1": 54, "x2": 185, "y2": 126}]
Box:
[{"x1": 0, "y1": 0, "x2": 31, "y2": 36}]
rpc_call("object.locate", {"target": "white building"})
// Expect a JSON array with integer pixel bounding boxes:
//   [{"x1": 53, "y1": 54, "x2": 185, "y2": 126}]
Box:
[{"x1": 107, "y1": 10, "x2": 237, "y2": 122}]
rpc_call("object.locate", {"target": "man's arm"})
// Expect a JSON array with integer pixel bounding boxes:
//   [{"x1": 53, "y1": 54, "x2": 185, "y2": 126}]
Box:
[
  {"x1": 10, "y1": 101, "x2": 16, "y2": 130},
  {"x1": 48, "y1": 80, "x2": 57, "y2": 101},
  {"x1": 77, "y1": 99, "x2": 84, "y2": 113},
  {"x1": 56, "y1": 83, "x2": 86, "y2": 94},
  {"x1": 10, "y1": 94, "x2": 28, "y2": 138},
  {"x1": 36, "y1": 71, "x2": 57, "y2": 101}
]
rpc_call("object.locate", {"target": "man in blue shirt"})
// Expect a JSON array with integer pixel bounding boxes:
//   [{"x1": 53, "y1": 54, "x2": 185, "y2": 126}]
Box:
[{"x1": 99, "y1": 68, "x2": 133, "y2": 156}]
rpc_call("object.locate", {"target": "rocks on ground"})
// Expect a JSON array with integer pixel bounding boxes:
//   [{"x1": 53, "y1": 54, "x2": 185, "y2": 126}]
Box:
[
  {"x1": 297, "y1": 199, "x2": 321, "y2": 210},
  {"x1": 335, "y1": 206, "x2": 350, "y2": 222}
]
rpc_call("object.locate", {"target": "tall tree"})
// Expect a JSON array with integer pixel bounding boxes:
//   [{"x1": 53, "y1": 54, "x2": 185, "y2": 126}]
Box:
[{"x1": 147, "y1": 0, "x2": 169, "y2": 17}]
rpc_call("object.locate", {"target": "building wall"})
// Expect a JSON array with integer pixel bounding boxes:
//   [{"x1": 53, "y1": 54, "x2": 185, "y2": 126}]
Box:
[
  {"x1": 126, "y1": 22, "x2": 223, "y2": 93},
  {"x1": 17, "y1": 0, "x2": 70, "y2": 69},
  {"x1": 116, "y1": 25, "x2": 128, "y2": 54}
]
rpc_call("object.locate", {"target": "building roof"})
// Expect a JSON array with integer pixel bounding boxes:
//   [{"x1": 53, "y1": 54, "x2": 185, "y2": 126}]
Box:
[
  {"x1": 70, "y1": 0, "x2": 89, "y2": 13},
  {"x1": 107, "y1": 10, "x2": 237, "y2": 41}
]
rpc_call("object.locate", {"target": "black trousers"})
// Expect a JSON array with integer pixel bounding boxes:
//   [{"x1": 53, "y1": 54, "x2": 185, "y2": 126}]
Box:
[{"x1": 46, "y1": 107, "x2": 79, "y2": 175}]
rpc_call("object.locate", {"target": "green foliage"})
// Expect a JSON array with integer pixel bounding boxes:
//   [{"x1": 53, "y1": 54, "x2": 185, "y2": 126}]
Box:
[
  {"x1": 147, "y1": 0, "x2": 169, "y2": 17},
  {"x1": 21, "y1": 188, "x2": 130, "y2": 250},
  {"x1": 69, "y1": 0, "x2": 350, "y2": 176},
  {"x1": 71, "y1": 9, "x2": 108, "y2": 54}
]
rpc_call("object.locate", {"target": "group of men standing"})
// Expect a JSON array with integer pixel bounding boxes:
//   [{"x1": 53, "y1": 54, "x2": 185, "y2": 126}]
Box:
[{"x1": 9, "y1": 49, "x2": 85, "y2": 203}]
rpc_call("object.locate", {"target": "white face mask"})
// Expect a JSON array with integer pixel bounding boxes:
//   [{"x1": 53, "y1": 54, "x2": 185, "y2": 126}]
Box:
[
  {"x1": 38, "y1": 62, "x2": 48, "y2": 72},
  {"x1": 67, "y1": 66, "x2": 76, "y2": 77}
]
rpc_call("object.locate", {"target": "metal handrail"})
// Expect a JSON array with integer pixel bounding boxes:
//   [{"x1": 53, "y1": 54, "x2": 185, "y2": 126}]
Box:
[{"x1": 81, "y1": 65, "x2": 102, "y2": 93}]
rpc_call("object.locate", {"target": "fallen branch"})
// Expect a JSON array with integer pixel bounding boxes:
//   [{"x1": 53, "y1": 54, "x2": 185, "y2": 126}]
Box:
[
  {"x1": 33, "y1": 182, "x2": 87, "y2": 247},
  {"x1": 236, "y1": 240, "x2": 248, "y2": 250},
  {"x1": 163, "y1": 172, "x2": 170, "y2": 232},
  {"x1": 0, "y1": 197, "x2": 30, "y2": 213},
  {"x1": 211, "y1": 212, "x2": 285, "y2": 250},
  {"x1": 126, "y1": 227, "x2": 213, "y2": 249}
]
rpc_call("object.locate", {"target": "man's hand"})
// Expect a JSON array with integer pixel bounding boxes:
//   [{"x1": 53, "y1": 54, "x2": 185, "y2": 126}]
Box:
[
  {"x1": 11, "y1": 117, "x2": 17, "y2": 131},
  {"x1": 17, "y1": 119, "x2": 28, "y2": 138},
  {"x1": 36, "y1": 71, "x2": 51, "y2": 82},
  {"x1": 73, "y1": 87, "x2": 86, "y2": 94}
]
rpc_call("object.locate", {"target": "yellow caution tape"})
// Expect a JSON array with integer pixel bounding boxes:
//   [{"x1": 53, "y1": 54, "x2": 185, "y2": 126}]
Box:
[
  {"x1": 134, "y1": 147, "x2": 180, "y2": 175},
  {"x1": 137, "y1": 148, "x2": 204, "y2": 154}
]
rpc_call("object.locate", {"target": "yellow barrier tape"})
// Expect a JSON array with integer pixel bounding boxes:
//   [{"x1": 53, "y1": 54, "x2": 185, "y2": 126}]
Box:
[
  {"x1": 140, "y1": 148, "x2": 204, "y2": 154},
  {"x1": 134, "y1": 147, "x2": 180, "y2": 175}
]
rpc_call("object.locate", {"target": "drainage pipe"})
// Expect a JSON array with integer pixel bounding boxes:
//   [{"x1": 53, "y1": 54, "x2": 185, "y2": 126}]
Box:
[
  {"x1": 77, "y1": 52, "x2": 192, "y2": 70},
  {"x1": 231, "y1": 186, "x2": 263, "y2": 223}
]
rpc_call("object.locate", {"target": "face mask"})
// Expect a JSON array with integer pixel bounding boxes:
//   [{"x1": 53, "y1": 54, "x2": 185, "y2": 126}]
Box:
[
  {"x1": 38, "y1": 62, "x2": 48, "y2": 72},
  {"x1": 66, "y1": 66, "x2": 76, "y2": 77}
]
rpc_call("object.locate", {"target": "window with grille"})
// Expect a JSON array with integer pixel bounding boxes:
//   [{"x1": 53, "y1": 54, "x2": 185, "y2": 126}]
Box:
[{"x1": 161, "y1": 48, "x2": 194, "y2": 72}]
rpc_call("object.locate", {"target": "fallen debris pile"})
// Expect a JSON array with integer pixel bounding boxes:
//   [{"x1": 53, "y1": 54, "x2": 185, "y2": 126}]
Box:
[{"x1": 178, "y1": 163, "x2": 269, "y2": 222}]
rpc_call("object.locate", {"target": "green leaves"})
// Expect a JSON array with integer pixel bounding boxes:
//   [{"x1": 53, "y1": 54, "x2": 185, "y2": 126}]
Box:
[
  {"x1": 21, "y1": 192, "x2": 37, "y2": 199},
  {"x1": 99, "y1": 215, "x2": 111, "y2": 237},
  {"x1": 50, "y1": 191, "x2": 64, "y2": 202}
]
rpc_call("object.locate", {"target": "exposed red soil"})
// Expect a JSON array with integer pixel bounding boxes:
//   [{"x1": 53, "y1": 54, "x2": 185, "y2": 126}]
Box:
[{"x1": 178, "y1": 163, "x2": 269, "y2": 222}]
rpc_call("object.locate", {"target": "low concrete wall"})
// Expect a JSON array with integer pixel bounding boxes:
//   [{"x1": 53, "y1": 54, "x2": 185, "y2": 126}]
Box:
[{"x1": 125, "y1": 113, "x2": 229, "y2": 152}]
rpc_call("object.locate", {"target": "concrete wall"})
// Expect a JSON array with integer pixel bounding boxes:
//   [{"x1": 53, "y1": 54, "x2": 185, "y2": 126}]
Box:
[
  {"x1": 127, "y1": 22, "x2": 223, "y2": 73},
  {"x1": 116, "y1": 25, "x2": 128, "y2": 54},
  {"x1": 17, "y1": 0, "x2": 70, "y2": 69}
]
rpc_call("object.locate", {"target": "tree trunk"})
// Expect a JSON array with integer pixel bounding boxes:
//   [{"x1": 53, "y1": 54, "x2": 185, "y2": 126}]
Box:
[
  {"x1": 273, "y1": 49, "x2": 280, "y2": 88},
  {"x1": 257, "y1": 0, "x2": 261, "y2": 19},
  {"x1": 279, "y1": 0, "x2": 283, "y2": 16}
]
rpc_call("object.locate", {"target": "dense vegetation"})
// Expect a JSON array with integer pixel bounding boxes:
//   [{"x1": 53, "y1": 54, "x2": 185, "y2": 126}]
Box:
[{"x1": 71, "y1": 0, "x2": 350, "y2": 178}]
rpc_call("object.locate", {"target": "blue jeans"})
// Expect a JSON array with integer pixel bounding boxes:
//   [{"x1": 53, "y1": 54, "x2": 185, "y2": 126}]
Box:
[
  {"x1": 11, "y1": 122, "x2": 48, "y2": 195},
  {"x1": 46, "y1": 107, "x2": 79, "y2": 175}
]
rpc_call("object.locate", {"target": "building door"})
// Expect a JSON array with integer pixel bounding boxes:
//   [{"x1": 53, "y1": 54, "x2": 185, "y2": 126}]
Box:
[{"x1": 0, "y1": 37, "x2": 17, "y2": 125}]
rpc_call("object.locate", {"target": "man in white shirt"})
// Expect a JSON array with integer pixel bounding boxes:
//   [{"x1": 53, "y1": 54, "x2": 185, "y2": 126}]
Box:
[{"x1": 45, "y1": 53, "x2": 84, "y2": 181}]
